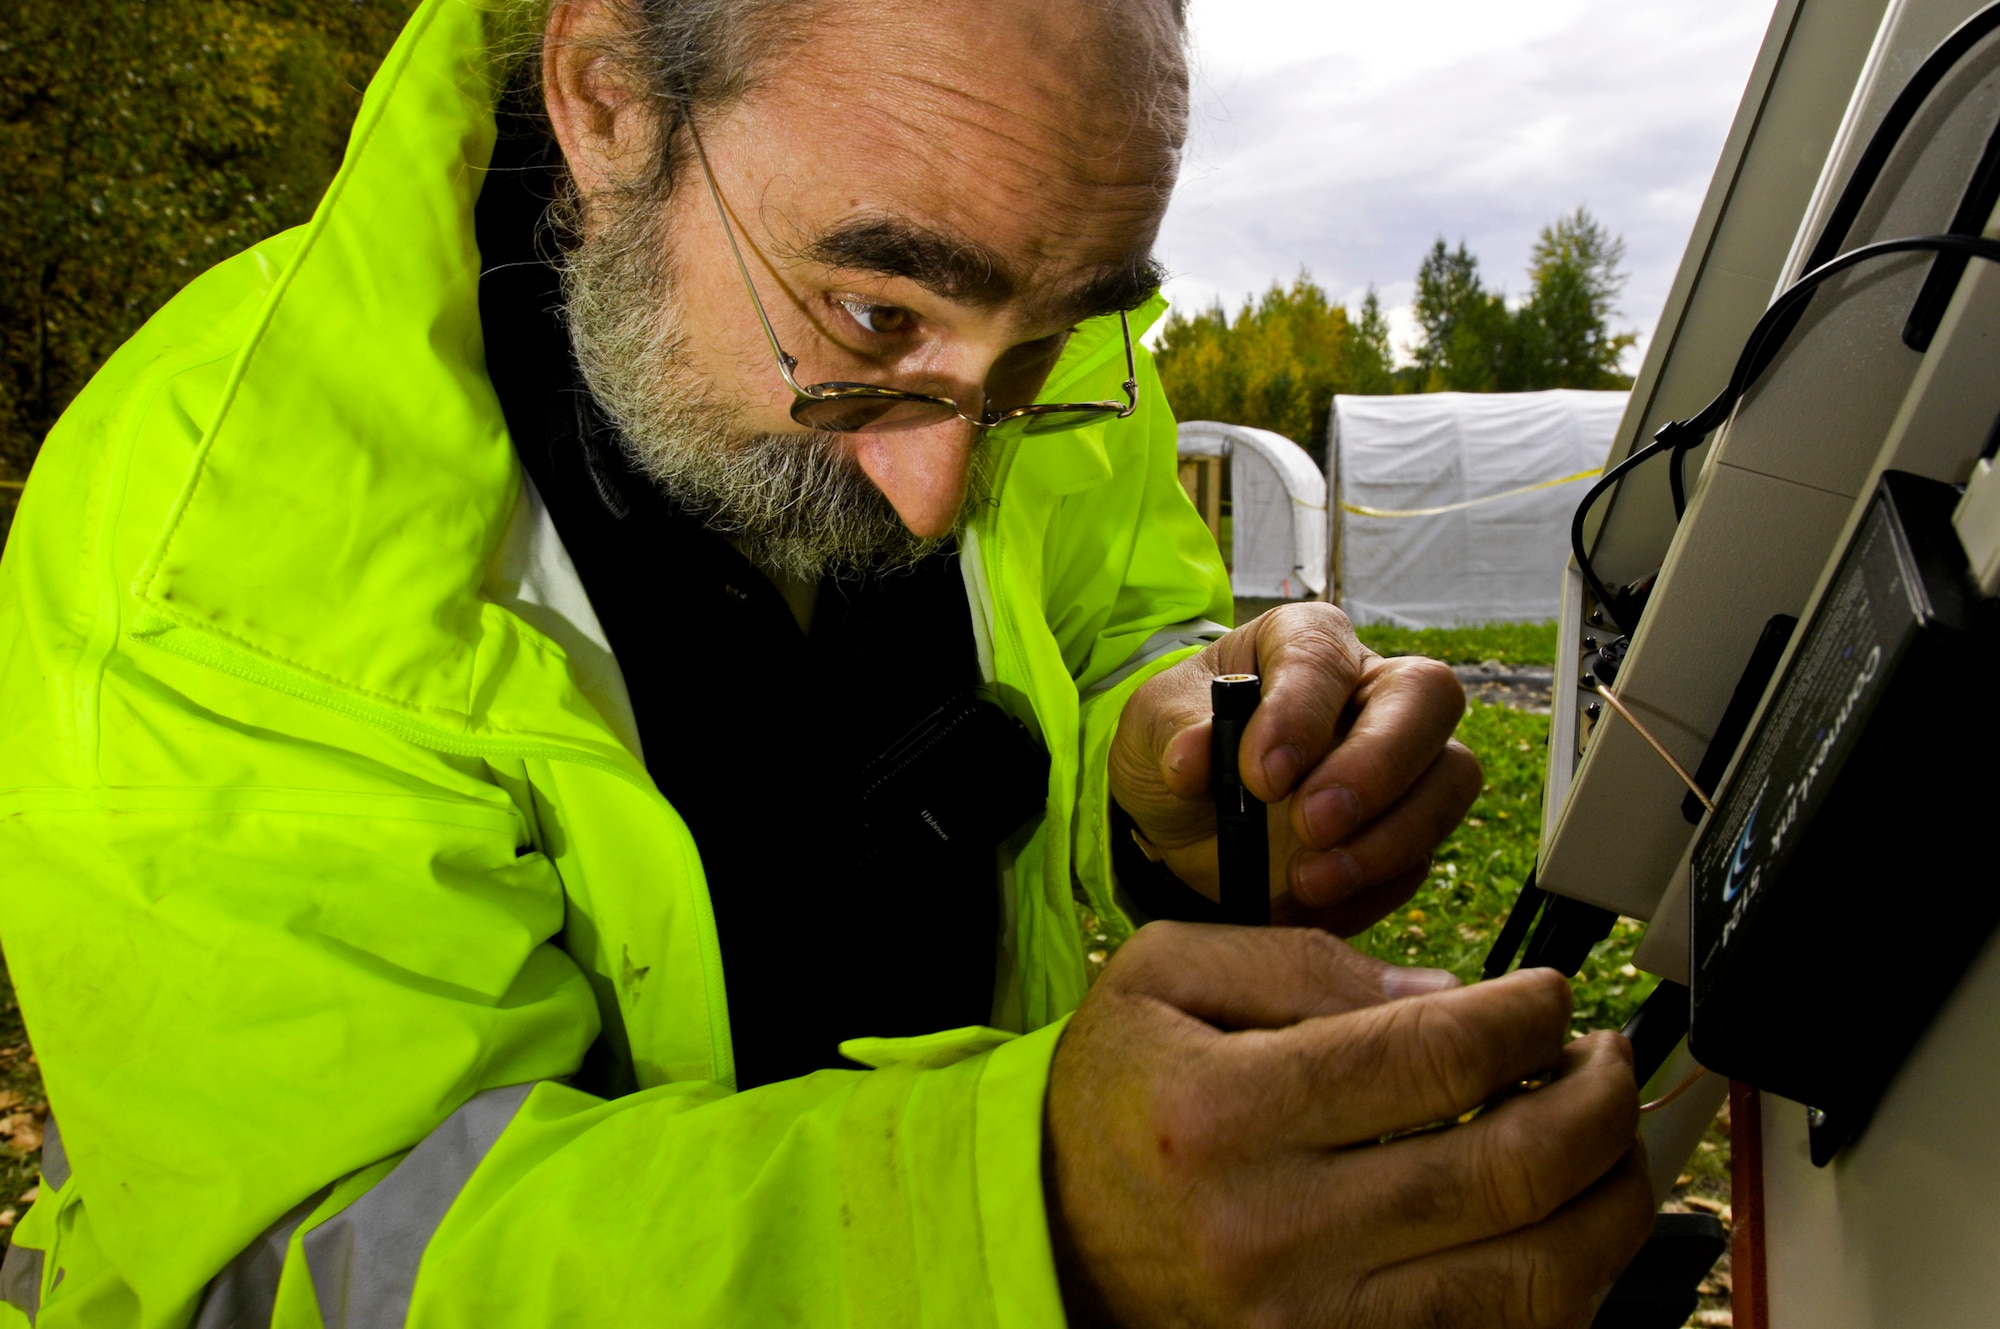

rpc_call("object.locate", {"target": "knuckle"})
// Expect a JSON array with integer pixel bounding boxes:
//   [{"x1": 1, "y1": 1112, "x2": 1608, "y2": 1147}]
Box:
[
  {"x1": 1393, "y1": 1000, "x2": 1492, "y2": 1114},
  {"x1": 1289, "y1": 926, "x2": 1362, "y2": 982},
  {"x1": 1474, "y1": 1118, "x2": 1555, "y2": 1230},
  {"x1": 1268, "y1": 603, "x2": 1362, "y2": 672},
  {"x1": 1102, "y1": 921, "x2": 1172, "y2": 988},
  {"x1": 1511, "y1": 965, "x2": 1576, "y2": 1025}
]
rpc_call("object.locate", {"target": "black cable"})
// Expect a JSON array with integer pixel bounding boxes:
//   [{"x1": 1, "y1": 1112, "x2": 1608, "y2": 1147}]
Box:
[
  {"x1": 1575, "y1": 1, "x2": 2000, "y2": 623},
  {"x1": 1572, "y1": 233, "x2": 2000, "y2": 630}
]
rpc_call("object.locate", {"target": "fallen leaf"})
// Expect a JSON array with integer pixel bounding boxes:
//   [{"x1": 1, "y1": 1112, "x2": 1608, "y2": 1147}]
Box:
[
  {"x1": 16, "y1": 1188, "x2": 35, "y2": 1205},
  {"x1": 0, "y1": 1092, "x2": 21, "y2": 1113},
  {"x1": 1, "y1": 1115, "x2": 43, "y2": 1152},
  {"x1": 0, "y1": 1210, "x2": 17, "y2": 1229}
]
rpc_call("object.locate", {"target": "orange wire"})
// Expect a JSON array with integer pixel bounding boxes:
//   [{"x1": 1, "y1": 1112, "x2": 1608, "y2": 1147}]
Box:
[
  {"x1": 1639, "y1": 1065, "x2": 1709, "y2": 1114},
  {"x1": 1594, "y1": 683, "x2": 1716, "y2": 815}
]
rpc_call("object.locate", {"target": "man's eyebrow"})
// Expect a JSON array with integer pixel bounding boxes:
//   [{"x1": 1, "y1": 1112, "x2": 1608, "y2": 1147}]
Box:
[
  {"x1": 1054, "y1": 256, "x2": 1168, "y2": 325},
  {"x1": 803, "y1": 220, "x2": 1165, "y2": 323},
  {"x1": 803, "y1": 219, "x2": 1017, "y2": 305}
]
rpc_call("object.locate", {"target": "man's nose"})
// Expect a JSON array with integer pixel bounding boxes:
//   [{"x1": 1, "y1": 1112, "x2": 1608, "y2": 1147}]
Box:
[{"x1": 851, "y1": 416, "x2": 982, "y2": 539}]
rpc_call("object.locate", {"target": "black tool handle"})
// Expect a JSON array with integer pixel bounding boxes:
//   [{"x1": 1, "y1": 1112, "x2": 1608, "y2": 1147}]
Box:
[{"x1": 1211, "y1": 674, "x2": 1270, "y2": 925}]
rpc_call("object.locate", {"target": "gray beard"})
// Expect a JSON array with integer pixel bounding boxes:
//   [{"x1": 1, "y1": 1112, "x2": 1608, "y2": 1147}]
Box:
[{"x1": 559, "y1": 197, "x2": 967, "y2": 585}]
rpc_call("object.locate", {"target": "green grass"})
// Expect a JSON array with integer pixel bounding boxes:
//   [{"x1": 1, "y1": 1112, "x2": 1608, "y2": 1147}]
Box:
[
  {"x1": 1345, "y1": 700, "x2": 1654, "y2": 1033},
  {"x1": 1354, "y1": 620, "x2": 1558, "y2": 666}
]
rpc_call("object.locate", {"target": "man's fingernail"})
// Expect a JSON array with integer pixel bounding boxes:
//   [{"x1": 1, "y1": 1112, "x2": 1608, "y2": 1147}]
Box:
[
  {"x1": 1261, "y1": 744, "x2": 1304, "y2": 794},
  {"x1": 1383, "y1": 966, "x2": 1461, "y2": 1000},
  {"x1": 1294, "y1": 850, "x2": 1361, "y2": 904},
  {"x1": 1304, "y1": 786, "x2": 1361, "y2": 846}
]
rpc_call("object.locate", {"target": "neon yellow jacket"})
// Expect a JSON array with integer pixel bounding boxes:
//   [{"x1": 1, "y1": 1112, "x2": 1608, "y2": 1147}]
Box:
[{"x1": 0, "y1": 2, "x2": 1228, "y2": 1324}]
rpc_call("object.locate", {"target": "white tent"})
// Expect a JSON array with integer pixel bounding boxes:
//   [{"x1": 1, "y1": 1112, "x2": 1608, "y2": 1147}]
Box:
[
  {"x1": 1178, "y1": 422, "x2": 1327, "y2": 601},
  {"x1": 1328, "y1": 390, "x2": 1628, "y2": 627}
]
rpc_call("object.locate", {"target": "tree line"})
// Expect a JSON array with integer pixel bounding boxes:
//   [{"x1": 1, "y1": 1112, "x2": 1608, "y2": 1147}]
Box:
[{"x1": 1152, "y1": 209, "x2": 1637, "y2": 463}]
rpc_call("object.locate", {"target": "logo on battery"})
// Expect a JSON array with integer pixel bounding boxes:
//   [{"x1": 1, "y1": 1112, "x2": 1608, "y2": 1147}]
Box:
[{"x1": 1723, "y1": 782, "x2": 1766, "y2": 903}]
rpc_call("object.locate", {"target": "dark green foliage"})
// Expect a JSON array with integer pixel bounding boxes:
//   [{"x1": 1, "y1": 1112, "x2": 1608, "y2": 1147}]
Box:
[
  {"x1": 0, "y1": 0, "x2": 422, "y2": 536},
  {"x1": 1348, "y1": 288, "x2": 1396, "y2": 396},
  {"x1": 1407, "y1": 209, "x2": 1637, "y2": 393}
]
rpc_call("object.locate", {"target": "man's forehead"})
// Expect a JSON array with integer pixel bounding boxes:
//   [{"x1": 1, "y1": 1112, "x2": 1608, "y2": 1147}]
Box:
[{"x1": 801, "y1": 214, "x2": 1161, "y2": 323}]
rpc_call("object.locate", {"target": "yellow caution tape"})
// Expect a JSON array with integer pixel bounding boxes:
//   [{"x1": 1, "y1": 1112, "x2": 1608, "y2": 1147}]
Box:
[{"x1": 1338, "y1": 467, "x2": 1602, "y2": 519}]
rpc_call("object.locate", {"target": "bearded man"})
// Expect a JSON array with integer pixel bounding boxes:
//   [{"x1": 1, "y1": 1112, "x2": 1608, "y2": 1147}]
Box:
[{"x1": 0, "y1": 0, "x2": 1653, "y2": 1324}]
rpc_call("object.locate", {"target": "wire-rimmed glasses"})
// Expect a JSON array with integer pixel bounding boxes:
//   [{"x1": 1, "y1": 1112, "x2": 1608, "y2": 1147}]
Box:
[{"x1": 686, "y1": 127, "x2": 1140, "y2": 438}]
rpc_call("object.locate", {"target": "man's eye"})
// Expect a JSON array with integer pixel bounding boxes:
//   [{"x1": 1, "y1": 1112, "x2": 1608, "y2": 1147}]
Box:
[{"x1": 838, "y1": 300, "x2": 916, "y2": 336}]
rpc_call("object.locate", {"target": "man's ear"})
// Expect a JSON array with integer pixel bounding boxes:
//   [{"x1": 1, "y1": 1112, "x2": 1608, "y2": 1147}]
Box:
[{"x1": 543, "y1": 0, "x2": 655, "y2": 207}]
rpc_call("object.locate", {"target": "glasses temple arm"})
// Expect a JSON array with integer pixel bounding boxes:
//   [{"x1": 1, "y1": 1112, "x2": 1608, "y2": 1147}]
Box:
[
  {"x1": 1118, "y1": 309, "x2": 1139, "y2": 413},
  {"x1": 685, "y1": 123, "x2": 809, "y2": 394}
]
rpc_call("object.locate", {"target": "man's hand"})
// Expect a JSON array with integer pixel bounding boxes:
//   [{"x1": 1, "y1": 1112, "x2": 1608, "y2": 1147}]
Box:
[
  {"x1": 1109, "y1": 603, "x2": 1481, "y2": 933},
  {"x1": 1047, "y1": 925, "x2": 1654, "y2": 1328}
]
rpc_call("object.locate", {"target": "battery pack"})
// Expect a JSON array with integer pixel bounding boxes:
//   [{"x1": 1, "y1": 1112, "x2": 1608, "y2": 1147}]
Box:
[{"x1": 1690, "y1": 471, "x2": 2000, "y2": 1147}]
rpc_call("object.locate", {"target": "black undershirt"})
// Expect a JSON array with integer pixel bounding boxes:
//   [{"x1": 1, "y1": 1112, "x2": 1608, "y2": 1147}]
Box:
[{"x1": 474, "y1": 116, "x2": 997, "y2": 1090}]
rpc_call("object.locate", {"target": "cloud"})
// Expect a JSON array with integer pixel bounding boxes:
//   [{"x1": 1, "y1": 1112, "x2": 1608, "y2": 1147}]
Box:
[{"x1": 1156, "y1": 0, "x2": 1778, "y2": 368}]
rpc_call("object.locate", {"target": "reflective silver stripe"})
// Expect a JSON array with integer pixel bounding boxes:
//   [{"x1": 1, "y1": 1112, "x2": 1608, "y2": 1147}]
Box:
[
  {"x1": 193, "y1": 1186, "x2": 330, "y2": 1329},
  {"x1": 0, "y1": 1115, "x2": 70, "y2": 1325},
  {"x1": 38, "y1": 1116, "x2": 67, "y2": 1192},
  {"x1": 302, "y1": 1084, "x2": 533, "y2": 1329},
  {"x1": 1083, "y1": 619, "x2": 1228, "y2": 698},
  {"x1": 0, "y1": 1242, "x2": 42, "y2": 1324}
]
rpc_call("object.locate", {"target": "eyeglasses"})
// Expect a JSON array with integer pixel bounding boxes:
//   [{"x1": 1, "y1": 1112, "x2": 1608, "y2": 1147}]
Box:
[{"x1": 686, "y1": 126, "x2": 1140, "y2": 438}]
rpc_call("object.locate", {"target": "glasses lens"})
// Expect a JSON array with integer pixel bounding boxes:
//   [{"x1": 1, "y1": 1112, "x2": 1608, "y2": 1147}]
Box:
[
  {"x1": 1001, "y1": 405, "x2": 1123, "y2": 438},
  {"x1": 792, "y1": 390, "x2": 958, "y2": 434}
]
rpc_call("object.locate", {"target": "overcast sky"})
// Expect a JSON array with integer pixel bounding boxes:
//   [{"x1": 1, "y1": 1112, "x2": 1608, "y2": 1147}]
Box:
[{"x1": 1155, "y1": 0, "x2": 1782, "y2": 368}]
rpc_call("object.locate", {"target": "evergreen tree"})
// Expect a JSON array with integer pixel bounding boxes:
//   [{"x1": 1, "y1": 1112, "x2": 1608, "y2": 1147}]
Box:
[
  {"x1": 1410, "y1": 240, "x2": 1515, "y2": 391},
  {"x1": 1348, "y1": 288, "x2": 1396, "y2": 395}
]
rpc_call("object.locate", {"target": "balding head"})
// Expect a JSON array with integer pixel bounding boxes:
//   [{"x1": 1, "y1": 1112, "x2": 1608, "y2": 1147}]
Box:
[{"x1": 554, "y1": 0, "x2": 1189, "y2": 203}]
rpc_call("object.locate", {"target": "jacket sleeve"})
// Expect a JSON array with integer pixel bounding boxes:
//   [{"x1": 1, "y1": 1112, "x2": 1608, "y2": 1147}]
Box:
[
  {"x1": 0, "y1": 735, "x2": 1067, "y2": 1329},
  {"x1": 0, "y1": 549, "x2": 1065, "y2": 1327},
  {"x1": 1059, "y1": 351, "x2": 1235, "y2": 942}
]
